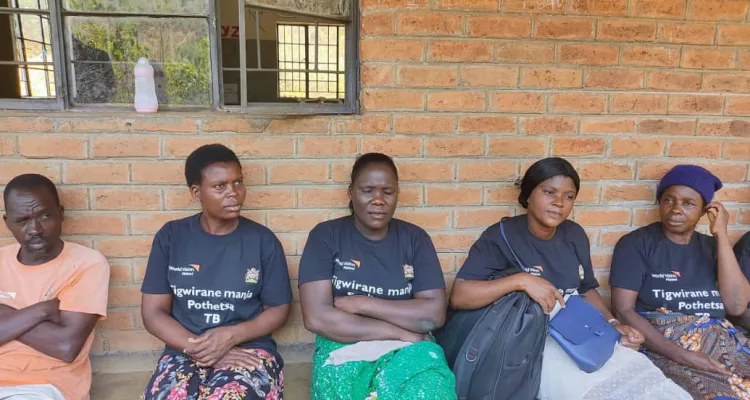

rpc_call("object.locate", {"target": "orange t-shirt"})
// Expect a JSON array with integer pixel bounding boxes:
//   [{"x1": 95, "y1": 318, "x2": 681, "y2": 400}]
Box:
[{"x1": 0, "y1": 242, "x2": 110, "y2": 400}]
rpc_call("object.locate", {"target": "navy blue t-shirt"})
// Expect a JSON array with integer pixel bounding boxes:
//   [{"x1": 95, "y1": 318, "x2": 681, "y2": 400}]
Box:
[
  {"x1": 457, "y1": 215, "x2": 599, "y2": 295},
  {"x1": 298, "y1": 216, "x2": 445, "y2": 299},
  {"x1": 141, "y1": 214, "x2": 292, "y2": 363},
  {"x1": 610, "y1": 222, "x2": 734, "y2": 318},
  {"x1": 736, "y1": 232, "x2": 750, "y2": 278}
]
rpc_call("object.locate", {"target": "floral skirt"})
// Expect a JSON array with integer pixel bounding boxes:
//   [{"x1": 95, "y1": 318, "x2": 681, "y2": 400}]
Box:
[{"x1": 140, "y1": 349, "x2": 283, "y2": 400}]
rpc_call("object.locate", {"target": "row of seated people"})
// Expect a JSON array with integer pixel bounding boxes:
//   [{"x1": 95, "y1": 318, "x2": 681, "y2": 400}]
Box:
[{"x1": 0, "y1": 144, "x2": 749, "y2": 400}]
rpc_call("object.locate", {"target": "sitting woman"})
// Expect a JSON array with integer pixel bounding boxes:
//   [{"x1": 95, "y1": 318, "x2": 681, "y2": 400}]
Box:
[
  {"x1": 298, "y1": 152, "x2": 456, "y2": 400},
  {"x1": 450, "y1": 157, "x2": 690, "y2": 400},
  {"x1": 140, "y1": 144, "x2": 292, "y2": 400},
  {"x1": 611, "y1": 164, "x2": 750, "y2": 399},
  {"x1": 735, "y1": 232, "x2": 750, "y2": 330}
]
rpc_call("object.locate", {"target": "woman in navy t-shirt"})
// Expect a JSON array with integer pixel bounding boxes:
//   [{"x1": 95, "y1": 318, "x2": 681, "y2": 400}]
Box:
[
  {"x1": 298, "y1": 153, "x2": 455, "y2": 400},
  {"x1": 139, "y1": 144, "x2": 292, "y2": 400},
  {"x1": 610, "y1": 165, "x2": 750, "y2": 399}
]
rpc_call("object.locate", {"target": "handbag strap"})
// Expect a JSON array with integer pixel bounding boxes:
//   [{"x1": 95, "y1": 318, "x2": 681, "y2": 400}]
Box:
[{"x1": 499, "y1": 219, "x2": 528, "y2": 272}]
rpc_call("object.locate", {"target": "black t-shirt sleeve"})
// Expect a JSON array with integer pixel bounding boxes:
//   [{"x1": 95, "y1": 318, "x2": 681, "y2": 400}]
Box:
[
  {"x1": 259, "y1": 233, "x2": 293, "y2": 307},
  {"x1": 141, "y1": 224, "x2": 172, "y2": 294},
  {"x1": 570, "y1": 224, "x2": 599, "y2": 294},
  {"x1": 609, "y1": 233, "x2": 647, "y2": 292},
  {"x1": 298, "y1": 224, "x2": 334, "y2": 285},
  {"x1": 456, "y1": 226, "x2": 510, "y2": 281},
  {"x1": 410, "y1": 229, "x2": 445, "y2": 293},
  {"x1": 735, "y1": 233, "x2": 750, "y2": 280}
]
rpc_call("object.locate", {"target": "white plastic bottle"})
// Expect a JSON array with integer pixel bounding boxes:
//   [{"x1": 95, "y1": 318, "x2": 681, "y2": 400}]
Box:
[{"x1": 134, "y1": 57, "x2": 158, "y2": 113}]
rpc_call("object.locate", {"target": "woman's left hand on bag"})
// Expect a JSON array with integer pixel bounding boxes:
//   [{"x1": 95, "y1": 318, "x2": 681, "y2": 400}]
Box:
[
  {"x1": 613, "y1": 323, "x2": 644, "y2": 350},
  {"x1": 185, "y1": 326, "x2": 236, "y2": 367}
]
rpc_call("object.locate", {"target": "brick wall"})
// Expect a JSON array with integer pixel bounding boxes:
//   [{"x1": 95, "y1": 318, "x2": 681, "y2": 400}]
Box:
[{"x1": 0, "y1": 0, "x2": 749, "y2": 359}]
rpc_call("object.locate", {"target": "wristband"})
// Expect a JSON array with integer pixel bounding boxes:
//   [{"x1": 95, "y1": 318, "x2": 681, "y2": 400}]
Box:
[{"x1": 607, "y1": 318, "x2": 620, "y2": 325}]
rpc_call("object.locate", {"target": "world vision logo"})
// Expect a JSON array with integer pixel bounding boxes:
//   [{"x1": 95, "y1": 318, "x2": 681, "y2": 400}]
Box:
[
  {"x1": 651, "y1": 271, "x2": 680, "y2": 282},
  {"x1": 168, "y1": 264, "x2": 200, "y2": 277},
  {"x1": 522, "y1": 265, "x2": 543, "y2": 277},
  {"x1": 335, "y1": 258, "x2": 360, "y2": 271}
]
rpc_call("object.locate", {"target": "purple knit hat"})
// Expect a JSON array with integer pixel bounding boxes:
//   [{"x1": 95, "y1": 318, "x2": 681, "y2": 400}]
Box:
[{"x1": 657, "y1": 165, "x2": 723, "y2": 205}]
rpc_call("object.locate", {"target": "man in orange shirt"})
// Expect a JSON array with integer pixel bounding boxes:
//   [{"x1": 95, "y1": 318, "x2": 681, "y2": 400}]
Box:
[{"x1": 0, "y1": 174, "x2": 110, "y2": 400}]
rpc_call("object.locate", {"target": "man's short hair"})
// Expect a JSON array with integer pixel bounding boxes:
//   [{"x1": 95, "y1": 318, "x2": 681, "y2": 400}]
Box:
[
  {"x1": 184, "y1": 144, "x2": 241, "y2": 187},
  {"x1": 3, "y1": 174, "x2": 60, "y2": 208}
]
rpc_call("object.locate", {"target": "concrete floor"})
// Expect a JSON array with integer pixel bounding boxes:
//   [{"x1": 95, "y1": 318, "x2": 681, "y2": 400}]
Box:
[{"x1": 91, "y1": 363, "x2": 312, "y2": 400}]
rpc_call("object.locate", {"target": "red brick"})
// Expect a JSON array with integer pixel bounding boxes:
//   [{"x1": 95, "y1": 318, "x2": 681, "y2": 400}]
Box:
[
  {"x1": 0, "y1": 136, "x2": 15, "y2": 155},
  {"x1": 741, "y1": 51, "x2": 750, "y2": 70},
  {"x1": 97, "y1": 237, "x2": 152, "y2": 258},
  {"x1": 106, "y1": 285, "x2": 143, "y2": 308},
  {"x1": 581, "y1": 118, "x2": 636, "y2": 134},
  {"x1": 578, "y1": 162, "x2": 633, "y2": 180},
  {"x1": 727, "y1": 98, "x2": 750, "y2": 116},
  {"x1": 669, "y1": 95, "x2": 724, "y2": 115},
  {"x1": 682, "y1": 48, "x2": 736, "y2": 69},
  {"x1": 361, "y1": 39, "x2": 424, "y2": 61},
  {"x1": 64, "y1": 214, "x2": 126, "y2": 235},
  {"x1": 265, "y1": 119, "x2": 328, "y2": 134},
  {"x1": 486, "y1": 186, "x2": 521, "y2": 205},
  {"x1": 502, "y1": 0, "x2": 563, "y2": 13},
  {"x1": 698, "y1": 119, "x2": 750, "y2": 138},
  {"x1": 362, "y1": 12, "x2": 394, "y2": 35},
  {"x1": 362, "y1": 0, "x2": 428, "y2": 9},
  {"x1": 488, "y1": 138, "x2": 547, "y2": 156},
  {"x1": 91, "y1": 137, "x2": 160, "y2": 158},
  {"x1": 429, "y1": 41, "x2": 492, "y2": 62},
  {"x1": 426, "y1": 138, "x2": 484, "y2": 157},
  {"x1": 610, "y1": 94, "x2": 668, "y2": 114},
  {"x1": 460, "y1": 66, "x2": 518, "y2": 88},
  {"x1": 611, "y1": 138, "x2": 666, "y2": 157},
  {"x1": 396, "y1": 210, "x2": 451, "y2": 230},
  {"x1": 658, "y1": 23, "x2": 716, "y2": 45},
  {"x1": 490, "y1": 92, "x2": 545, "y2": 113},
  {"x1": 57, "y1": 119, "x2": 128, "y2": 133},
  {"x1": 551, "y1": 138, "x2": 606, "y2": 156},
  {"x1": 400, "y1": 187, "x2": 425, "y2": 206},
  {"x1": 432, "y1": 233, "x2": 478, "y2": 251},
  {"x1": 550, "y1": 93, "x2": 606, "y2": 114},
  {"x1": 637, "y1": 161, "x2": 681, "y2": 180},
  {"x1": 230, "y1": 137, "x2": 296, "y2": 157},
  {"x1": 633, "y1": 0, "x2": 686, "y2": 18},
  {"x1": 455, "y1": 208, "x2": 514, "y2": 229},
  {"x1": 585, "y1": 69, "x2": 644, "y2": 89},
  {"x1": 602, "y1": 184, "x2": 656, "y2": 202},
  {"x1": 19, "y1": 136, "x2": 86, "y2": 159},
  {"x1": 459, "y1": 116, "x2": 516, "y2": 134},
  {"x1": 331, "y1": 162, "x2": 352, "y2": 184},
  {"x1": 397, "y1": 12, "x2": 462, "y2": 36},
  {"x1": 268, "y1": 163, "x2": 328, "y2": 184},
  {"x1": 164, "y1": 188, "x2": 198, "y2": 209},
  {"x1": 131, "y1": 162, "x2": 183, "y2": 184},
  {"x1": 689, "y1": 0, "x2": 748, "y2": 21},
  {"x1": 716, "y1": 186, "x2": 750, "y2": 202},
  {"x1": 201, "y1": 118, "x2": 265, "y2": 134},
  {"x1": 698, "y1": 164, "x2": 747, "y2": 182},
  {"x1": 575, "y1": 209, "x2": 631, "y2": 226},
  {"x1": 743, "y1": 210, "x2": 750, "y2": 224},
  {"x1": 640, "y1": 118, "x2": 696, "y2": 135},
  {"x1": 362, "y1": 137, "x2": 422, "y2": 157},
  {"x1": 597, "y1": 20, "x2": 656, "y2": 42},
  {"x1": 718, "y1": 25, "x2": 750, "y2": 45},
  {"x1": 437, "y1": 0, "x2": 497, "y2": 10},
  {"x1": 0, "y1": 162, "x2": 59, "y2": 187},
  {"x1": 361, "y1": 89, "x2": 424, "y2": 111},
  {"x1": 96, "y1": 330, "x2": 164, "y2": 353},
  {"x1": 457, "y1": 161, "x2": 517, "y2": 181},
  {"x1": 361, "y1": 65, "x2": 394, "y2": 87},
  {"x1": 520, "y1": 68, "x2": 582, "y2": 88},
  {"x1": 161, "y1": 137, "x2": 223, "y2": 158},
  {"x1": 535, "y1": 17, "x2": 594, "y2": 39},
  {"x1": 92, "y1": 188, "x2": 161, "y2": 211},
  {"x1": 131, "y1": 212, "x2": 193, "y2": 234},
  {"x1": 467, "y1": 16, "x2": 532, "y2": 38},
  {"x1": 622, "y1": 45, "x2": 680, "y2": 67},
  {"x1": 702, "y1": 73, "x2": 750, "y2": 93},
  {"x1": 0, "y1": 117, "x2": 52, "y2": 132},
  {"x1": 426, "y1": 186, "x2": 482, "y2": 205},
  {"x1": 397, "y1": 66, "x2": 457, "y2": 87},
  {"x1": 647, "y1": 71, "x2": 702, "y2": 91},
  {"x1": 298, "y1": 137, "x2": 358, "y2": 158},
  {"x1": 132, "y1": 118, "x2": 197, "y2": 133},
  {"x1": 560, "y1": 44, "x2": 619, "y2": 66},
  {"x1": 65, "y1": 163, "x2": 129, "y2": 184},
  {"x1": 133, "y1": 260, "x2": 148, "y2": 283},
  {"x1": 244, "y1": 188, "x2": 296, "y2": 209},
  {"x1": 399, "y1": 161, "x2": 454, "y2": 182},
  {"x1": 599, "y1": 230, "x2": 631, "y2": 247},
  {"x1": 668, "y1": 140, "x2": 722, "y2": 158},
  {"x1": 394, "y1": 115, "x2": 456, "y2": 134},
  {"x1": 427, "y1": 91, "x2": 485, "y2": 111},
  {"x1": 634, "y1": 208, "x2": 660, "y2": 226},
  {"x1": 570, "y1": 0, "x2": 628, "y2": 15},
  {"x1": 495, "y1": 42, "x2": 555, "y2": 64},
  {"x1": 331, "y1": 115, "x2": 391, "y2": 134},
  {"x1": 100, "y1": 309, "x2": 135, "y2": 331},
  {"x1": 522, "y1": 117, "x2": 578, "y2": 135},
  {"x1": 724, "y1": 142, "x2": 750, "y2": 160},
  {"x1": 58, "y1": 187, "x2": 89, "y2": 210},
  {"x1": 267, "y1": 212, "x2": 327, "y2": 232},
  {"x1": 298, "y1": 187, "x2": 349, "y2": 207}
]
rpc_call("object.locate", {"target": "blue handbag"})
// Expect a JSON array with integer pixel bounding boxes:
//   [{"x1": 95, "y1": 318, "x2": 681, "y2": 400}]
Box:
[{"x1": 499, "y1": 220, "x2": 620, "y2": 373}]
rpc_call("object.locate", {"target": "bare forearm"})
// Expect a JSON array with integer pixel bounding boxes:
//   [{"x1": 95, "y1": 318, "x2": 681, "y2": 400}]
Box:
[
  {"x1": 582, "y1": 290, "x2": 615, "y2": 321},
  {"x1": 224, "y1": 305, "x2": 290, "y2": 346},
  {"x1": 143, "y1": 309, "x2": 198, "y2": 352},
  {"x1": 615, "y1": 308, "x2": 685, "y2": 361},
  {"x1": 305, "y1": 308, "x2": 413, "y2": 344},
  {"x1": 355, "y1": 297, "x2": 444, "y2": 333},
  {"x1": 0, "y1": 304, "x2": 46, "y2": 347},
  {"x1": 450, "y1": 276, "x2": 524, "y2": 310},
  {"x1": 716, "y1": 234, "x2": 750, "y2": 315}
]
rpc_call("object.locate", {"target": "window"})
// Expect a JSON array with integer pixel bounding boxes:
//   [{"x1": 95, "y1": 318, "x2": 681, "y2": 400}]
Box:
[{"x1": 0, "y1": 0, "x2": 357, "y2": 113}]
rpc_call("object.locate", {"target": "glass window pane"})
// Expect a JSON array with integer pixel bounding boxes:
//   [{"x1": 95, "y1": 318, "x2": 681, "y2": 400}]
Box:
[
  {"x1": 14, "y1": 0, "x2": 48, "y2": 10},
  {"x1": 66, "y1": 16, "x2": 211, "y2": 106},
  {"x1": 0, "y1": 13, "x2": 55, "y2": 99},
  {"x1": 62, "y1": 0, "x2": 208, "y2": 14}
]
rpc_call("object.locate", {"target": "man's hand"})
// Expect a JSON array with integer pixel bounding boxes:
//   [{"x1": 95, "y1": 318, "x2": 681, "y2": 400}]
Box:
[
  {"x1": 31, "y1": 298, "x2": 61, "y2": 325},
  {"x1": 214, "y1": 348, "x2": 263, "y2": 371},
  {"x1": 184, "y1": 326, "x2": 236, "y2": 367}
]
